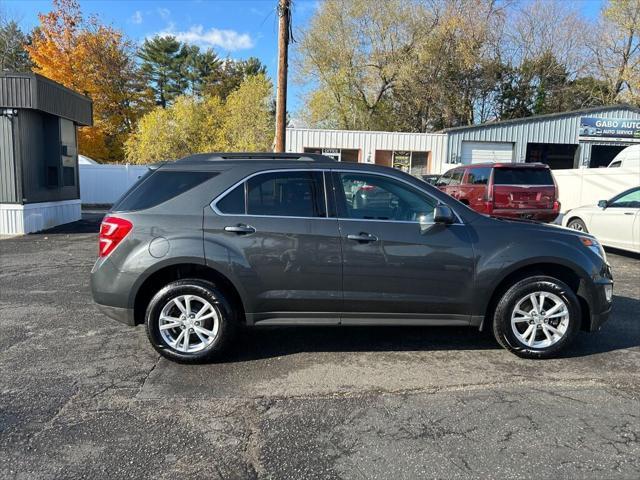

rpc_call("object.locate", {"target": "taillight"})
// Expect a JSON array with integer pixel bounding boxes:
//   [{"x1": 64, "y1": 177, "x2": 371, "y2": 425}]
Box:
[
  {"x1": 99, "y1": 216, "x2": 132, "y2": 257},
  {"x1": 553, "y1": 200, "x2": 560, "y2": 213}
]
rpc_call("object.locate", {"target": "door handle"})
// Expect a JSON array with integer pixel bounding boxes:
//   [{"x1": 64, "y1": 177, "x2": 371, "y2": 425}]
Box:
[
  {"x1": 224, "y1": 224, "x2": 256, "y2": 234},
  {"x1": 624, "y1": 212, "x2": 634, "y2": 215},
  {"x1": 347, "y1": 233, "x2": 378, "y2": 243}
]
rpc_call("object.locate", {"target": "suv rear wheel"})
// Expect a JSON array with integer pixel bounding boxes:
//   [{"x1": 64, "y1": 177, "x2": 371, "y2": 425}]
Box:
[
  {"x1": 493, "y1": 276, "x2": 580, "y2": 359},
  {"x1": 145, "y1": 279, "x2": 236, "y2": 363}
]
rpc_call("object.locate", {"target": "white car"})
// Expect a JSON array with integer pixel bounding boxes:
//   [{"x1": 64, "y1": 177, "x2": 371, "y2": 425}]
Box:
[{"x1": 563, "y1": 187, "x2": 640, "y2": 253}]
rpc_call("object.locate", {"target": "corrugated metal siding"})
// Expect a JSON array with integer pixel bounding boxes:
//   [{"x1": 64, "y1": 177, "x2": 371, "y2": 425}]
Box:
[
  {"x1": 447, "y1": 107, "x2": 640, "y2": 166},
  {"x1": 286, "y1": 128, "x2": 449, "y2": 173},
  {"x1": 0, "y1": 76, "x2": 33, "y2": 108},
  {"x1": 0, "y1": 73, "x2": 92, "y2": 126},
  {"x1": 0, "y1": 115, "x2": 18, "y2": 203},
  {"x1": 35, "y1": 77, "x2": 93, "y2": 126}
]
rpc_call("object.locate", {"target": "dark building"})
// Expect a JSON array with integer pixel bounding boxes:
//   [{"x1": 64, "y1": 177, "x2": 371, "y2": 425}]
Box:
[{"x1": 0, "y1": 72, "x2": 92, "y2": 234}]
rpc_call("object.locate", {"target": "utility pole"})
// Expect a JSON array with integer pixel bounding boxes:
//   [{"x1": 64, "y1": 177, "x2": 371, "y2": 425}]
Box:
[{"x1": 274, "y1": 0, "x2": 291, "y2": 152}]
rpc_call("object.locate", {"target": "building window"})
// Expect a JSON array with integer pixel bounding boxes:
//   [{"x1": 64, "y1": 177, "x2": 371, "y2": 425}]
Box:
[
  {"x1": 303, "y1": 147, "x2": 360, "y2": 163},
  {"x1": 374, "y1": 150, "x2": 430, "y2": 176}
]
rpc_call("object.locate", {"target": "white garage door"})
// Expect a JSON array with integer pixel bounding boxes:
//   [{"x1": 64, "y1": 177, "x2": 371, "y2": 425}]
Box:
[{"x1": 461, "y1": 141, "x2": 514, "y2": 164}]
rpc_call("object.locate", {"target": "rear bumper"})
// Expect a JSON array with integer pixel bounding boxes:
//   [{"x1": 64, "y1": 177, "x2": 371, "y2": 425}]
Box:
[
  {"x1": 491, "y1": 209, "x2": 559, "y2": 223},
  {"x1": 96, "y1": 303, "x2": 136, "y2": 326}
]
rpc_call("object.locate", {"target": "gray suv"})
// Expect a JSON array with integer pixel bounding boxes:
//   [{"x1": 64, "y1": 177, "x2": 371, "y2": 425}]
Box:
[{"x1": 91, "y1": 153, "x2": 613, "y2": 363}]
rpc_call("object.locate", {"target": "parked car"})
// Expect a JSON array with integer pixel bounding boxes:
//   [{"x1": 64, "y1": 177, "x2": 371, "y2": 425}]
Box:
[
  {"x1": 563, "y1": 186, "x2": 640, "y2": 254},
  {"x1": 607, "y1": 144, "x2": 640, "y2": 168},
  {"x1": 91, "y1": 153, "x2": 612, "y2": 363},
  {"x1": 436, "y1": 163, "x2": 560, "y2": 222}
]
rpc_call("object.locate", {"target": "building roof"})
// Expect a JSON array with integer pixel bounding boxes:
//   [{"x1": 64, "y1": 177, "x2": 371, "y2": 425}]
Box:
[
  {"x1": 442, "y1": 104, "x2": 640, "y2": 133},
  {"x1": 174, "y1": 152, "x2": 337, "y2": 164},
  {"x1": 0, "y1": 72, "x2": 93, "y2": 126}
]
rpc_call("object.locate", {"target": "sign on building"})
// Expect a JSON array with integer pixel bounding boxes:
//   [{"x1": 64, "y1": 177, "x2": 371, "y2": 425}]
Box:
[{"x1": 579, "y1": 117, "x2": 640, "y2": 142}]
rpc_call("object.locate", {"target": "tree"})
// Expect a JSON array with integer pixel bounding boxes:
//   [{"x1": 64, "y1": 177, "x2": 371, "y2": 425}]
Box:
[
  {"x1": 26, "y1": 0, "x2": 150, "y2": 161},
  {"x1": 204, "y1": 56, "x2": 268, "y2": 99},
  {"x1": 125, "y1": 74, "x2": 274, "y2": 164},
  {"x1": 296, "y1": 0, "x2": 418, "y2": 131},
  {"x1": 181, "y1": 45, "x2": 222, "y2": 97},
  {"x1": 0, "y1": 19, "x2": 32, "y2": 72},
  {"x1": 588, "y1": 0, "x2": 640, "y2": 105},
  {"x1": 220, "y1": 73, "x2": 274, "y2": 151},
  {"x1": 138, "y1": 36, "x2": 188, "y2": 108}
]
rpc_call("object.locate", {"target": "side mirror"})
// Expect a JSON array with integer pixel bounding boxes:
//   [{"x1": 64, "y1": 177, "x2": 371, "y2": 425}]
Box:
[
  {"x1": 433, "y1": 205, "x2": 455, "y2": 224},
  {"x1": 597, "y1": 200, "x2": 608, "y2": 209}
]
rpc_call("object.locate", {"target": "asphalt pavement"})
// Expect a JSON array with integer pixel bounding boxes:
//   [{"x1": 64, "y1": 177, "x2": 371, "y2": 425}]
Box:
[{"x1": 1, "y1": 212, "x2": 639, "y2": 479}]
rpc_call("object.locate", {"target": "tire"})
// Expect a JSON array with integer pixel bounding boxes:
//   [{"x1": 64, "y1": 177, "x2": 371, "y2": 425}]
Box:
[
  {"x1": 492, "y1": 276, "x2": 580, "y2": 359},
  {"x1": 145, "y1": 279, "x2": 237, "y2": 363},
  {"x1": 567, "y1": 218, "x2": 588, "y2": 233}
]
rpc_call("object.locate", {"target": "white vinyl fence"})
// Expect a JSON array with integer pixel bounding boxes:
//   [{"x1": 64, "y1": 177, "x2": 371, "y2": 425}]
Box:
[
  {"x1": 554, "y1": 167, "x2": 640, "y2": 213},
  {"x1": 79, "y1": 164, "x2": 150, "y2": 205}
]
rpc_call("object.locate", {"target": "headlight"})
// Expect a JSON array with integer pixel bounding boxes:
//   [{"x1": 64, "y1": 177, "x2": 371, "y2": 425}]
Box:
[{"x1": 579, "y1": 236, "x2": 607, "y2": 261}]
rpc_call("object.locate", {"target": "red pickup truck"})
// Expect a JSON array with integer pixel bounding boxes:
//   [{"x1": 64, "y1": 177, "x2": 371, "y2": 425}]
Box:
[{"x1": 436, "y1": 163, "x2": 560, "y2": 222}]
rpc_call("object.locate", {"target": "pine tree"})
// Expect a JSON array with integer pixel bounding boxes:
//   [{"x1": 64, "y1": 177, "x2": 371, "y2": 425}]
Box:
[
  {"x1": 0, "y1": 20, "x2": 32, "y2": 72},
  {"x1": 138, "y1": 36, "x2": 187, "y2": 108}
]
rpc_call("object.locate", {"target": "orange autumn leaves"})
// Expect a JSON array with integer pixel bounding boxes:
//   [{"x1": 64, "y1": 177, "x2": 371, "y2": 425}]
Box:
[{"x1": 26, "y1": 0, "x2": 151, "y2": 162}]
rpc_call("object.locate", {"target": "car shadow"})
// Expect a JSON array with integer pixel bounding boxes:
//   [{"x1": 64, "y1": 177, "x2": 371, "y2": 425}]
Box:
[
  {"x1": 563, "y1": 294, "x2": 640, "y2": 358},
  {"x1": 224, "y1": 294, "x2": 640, "y2": 362},
  {"x1": 37, "y1": 212, "x2": 104, "y2": 235},
  {"x1": 225, "y1": 324, "x2": 500, "y2": 362},
  {"x1": 604, "y1": 246, "x2": 640, "y2": 260}
]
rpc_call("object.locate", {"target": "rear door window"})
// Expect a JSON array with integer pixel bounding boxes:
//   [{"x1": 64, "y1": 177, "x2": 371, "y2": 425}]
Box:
[
  {"x1": 246, "y1": 171, "x2": 326, "y2": 217},
  {"x1": 493, "y1": 167, "x2": 553, "y2": 185},
  {"x1": 113, "y1": 171, "x2": 216, "y2": 211}
]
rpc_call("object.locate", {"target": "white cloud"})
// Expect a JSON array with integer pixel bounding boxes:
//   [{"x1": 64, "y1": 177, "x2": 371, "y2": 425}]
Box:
[
  {"x1": 131, "y1": 10, "x2": 143, "y2": 24},
  {"x1": 157, "y1": 8, "x2": 171, "y2": 20},
  {"x1": 158, "y1": 24, "x2": 255, "y2": 51}
]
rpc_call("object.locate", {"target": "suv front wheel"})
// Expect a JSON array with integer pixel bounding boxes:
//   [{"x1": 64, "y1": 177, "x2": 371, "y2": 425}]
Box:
[
  {"x1": 145, "y1": 279, "x2": 236, "y2": 363},
  {"x1": 493, "y1": 276, "x2": 580, "y2": 359}
]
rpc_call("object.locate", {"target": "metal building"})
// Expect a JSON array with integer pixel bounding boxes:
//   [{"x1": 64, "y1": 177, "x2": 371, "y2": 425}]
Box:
[
  {"x1": 287, "y1": 105, "x2": 640, "y2": 175},
  {"x1": 286, "y1": 128, "x2": 448, "y2": 177},
  {"x1": 445, "y1": 105, "x2": 640, "y2": 169},
  {"x1": 1, "y1": 73, "x2": 92, "y2": 234}
]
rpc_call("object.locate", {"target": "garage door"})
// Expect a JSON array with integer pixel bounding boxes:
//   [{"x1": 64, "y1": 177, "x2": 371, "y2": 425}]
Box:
[{"x1": 461, "y1": 141, "x2": 514, "y2": 164}]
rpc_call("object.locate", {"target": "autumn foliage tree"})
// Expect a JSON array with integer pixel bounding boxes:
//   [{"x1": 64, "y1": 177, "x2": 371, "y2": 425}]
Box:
[
  {"x1": 26, "y1": 0, "x2": 151, "y2": 161},
  {"x1": 125, "y1": 74, "x2": 274, "y2": 164}
]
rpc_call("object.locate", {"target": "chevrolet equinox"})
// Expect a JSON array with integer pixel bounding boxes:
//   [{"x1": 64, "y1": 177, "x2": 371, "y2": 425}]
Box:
[{"x1": 90, "y1": 153, "x2": 613, "y2": 363}]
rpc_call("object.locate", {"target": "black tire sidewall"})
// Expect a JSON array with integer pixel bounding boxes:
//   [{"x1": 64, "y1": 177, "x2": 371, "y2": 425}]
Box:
[
  {"x1": 567, "y1": 218, "x2": 588, "y2": 233},
  {"x1": 493, "y1": 276, "x2": 580, "y2": 359},
  {"x1": 145, "y1": 279, "x2": 235, "y2": 363}
]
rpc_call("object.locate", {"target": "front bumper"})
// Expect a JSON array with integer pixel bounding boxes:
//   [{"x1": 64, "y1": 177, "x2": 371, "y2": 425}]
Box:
[
  {"x1": 96, "y1": 303, "x2": 136, "y2": 326},
  {"x1": 579, "y1": 259, "x2": 613, "y2": 332}
]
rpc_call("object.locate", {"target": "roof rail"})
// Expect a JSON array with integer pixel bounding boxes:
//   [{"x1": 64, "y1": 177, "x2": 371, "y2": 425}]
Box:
[{"x1": 175, "y1": 152, "x2": 337, "y2": 163}]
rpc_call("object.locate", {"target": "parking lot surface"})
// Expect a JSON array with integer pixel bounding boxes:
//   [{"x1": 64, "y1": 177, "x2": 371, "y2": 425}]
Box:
[{"x1": 1, "y1": 213, "x2": 639, "y2": 479}]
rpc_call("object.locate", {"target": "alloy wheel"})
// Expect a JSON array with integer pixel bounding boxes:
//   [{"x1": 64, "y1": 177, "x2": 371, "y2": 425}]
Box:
[
  {"x1": 510, "y1": 291, "x2": 569, "y2": 349},
  {"x1": 158, "y1": 294, "x2": 220, "y2": 353}
]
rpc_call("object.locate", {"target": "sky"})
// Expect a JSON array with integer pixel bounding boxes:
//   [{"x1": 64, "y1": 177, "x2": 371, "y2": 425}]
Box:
[{"x1": 2, "y1": 0, "x2": 604, "y2": 114}]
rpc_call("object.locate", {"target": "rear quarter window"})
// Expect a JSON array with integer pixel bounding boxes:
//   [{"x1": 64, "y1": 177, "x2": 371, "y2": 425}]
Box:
[
  {"x1": 467, "y1": 167, "x2": 491, "y2": 185},
  {"x1": 493, "y1": 167, "x2": 553, "y2": 186},
  {"x1": 113, "y1": 171, "x2": 216, "y2": 212}
]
